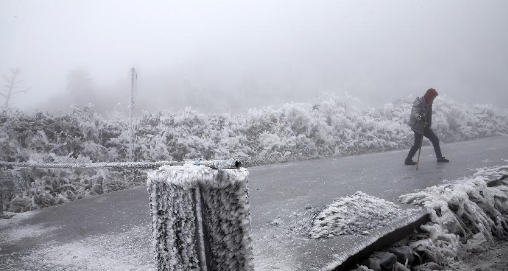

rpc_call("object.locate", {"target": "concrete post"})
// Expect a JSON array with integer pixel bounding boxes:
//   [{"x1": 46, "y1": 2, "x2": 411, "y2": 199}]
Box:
[{"x1": 147, "y1": 164, "x2": 254, "y2": 271}]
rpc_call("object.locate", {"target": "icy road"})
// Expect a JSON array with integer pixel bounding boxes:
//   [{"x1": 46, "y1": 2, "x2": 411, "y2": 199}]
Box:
[{"x1": 1, "y1": 135, "x2": 507, "y2": 270}]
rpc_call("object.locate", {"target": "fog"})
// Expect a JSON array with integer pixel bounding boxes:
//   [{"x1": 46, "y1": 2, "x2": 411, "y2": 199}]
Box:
[{"x1": 1, "y1": 0, "x2": 507, "y2": 114}]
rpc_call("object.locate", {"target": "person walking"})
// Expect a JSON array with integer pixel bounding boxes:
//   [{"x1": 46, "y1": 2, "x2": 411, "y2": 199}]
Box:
[{"x1": 405, "y1": 88, "x2": 449, "y2": 165}]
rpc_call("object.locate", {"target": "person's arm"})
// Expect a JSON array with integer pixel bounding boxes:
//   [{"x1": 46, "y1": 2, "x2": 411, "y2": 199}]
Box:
[{"x1": 411, "y1": 99, "x2": 424, "y2": 121}]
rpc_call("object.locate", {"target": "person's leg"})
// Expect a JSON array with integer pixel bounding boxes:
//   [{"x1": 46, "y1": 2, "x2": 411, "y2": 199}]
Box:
[
  {"x1": 424, "y1": 128, "x2": 449, "y2": 162},
  {"x1": 406, "y1": 131, "x2": 423, "y2": 164}
]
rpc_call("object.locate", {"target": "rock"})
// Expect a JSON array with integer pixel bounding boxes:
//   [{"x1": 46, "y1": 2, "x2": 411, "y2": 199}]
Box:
[
  {"x1": 0, "y1": 213, "x2": 15, "y2": 219},
  {"x1": 389, "y1": 246, "x2": 415, "y2": 265},
  {"x1": 371, "y1": 252, "x2": 397, "y2": 270},
  {"x1": 351, "y1": 265, "x2": 373, "y2": 271},
  {"x1": 393, "y1": 262, "x2": 411, "y2": 271},
  {"x1": 361, "y1": 258, "x2": 381, "y2": 271},
  {"x1": 269, "y1": 218, "x2": 283, "y2": 226},
  {"x1": 413, "y1": 262, "x2": 443, "y2": 271}
]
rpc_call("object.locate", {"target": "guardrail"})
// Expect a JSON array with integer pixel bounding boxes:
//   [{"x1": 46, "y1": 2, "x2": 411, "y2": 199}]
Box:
[
  {"x1": 0, "y1": 159, "x2": 240, "y2": 215},
  {"x1": 0, "y1": 160, "x2": 241, "y2": 216},
  {"x1": 0, "y1": 160, "x2": 241, "y2": 170}
]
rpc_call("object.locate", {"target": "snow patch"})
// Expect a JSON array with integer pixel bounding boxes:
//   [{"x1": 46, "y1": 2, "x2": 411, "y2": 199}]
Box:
[
  {"x1": 0, "y1": 210, "x2": 55, "y2": 246},
  {"x1": 309, "y1": 191, "x2": 419, "y2": 239},
  {"x1": 0, "y1": 224, "x2": 59, "y2": 244},
  {"x1": 22, "y1": 225, "x2": 154, "y2": 271},
  {"x1": 252, "y1": 207, "x2": 318, "y2": 271},
  {"x1": 0, "y1": 210, "x2": 39, "y2": 227}
]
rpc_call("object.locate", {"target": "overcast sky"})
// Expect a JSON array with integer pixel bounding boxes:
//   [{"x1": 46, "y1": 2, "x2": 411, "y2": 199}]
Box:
[{"x1": 1, "y1": 0, "x2": 507, "y2": 113}]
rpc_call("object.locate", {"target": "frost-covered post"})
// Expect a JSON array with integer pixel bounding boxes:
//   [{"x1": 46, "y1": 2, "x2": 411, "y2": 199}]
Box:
[{"x1": 147, "y1": 163, "x2": 254, "y2": 271}]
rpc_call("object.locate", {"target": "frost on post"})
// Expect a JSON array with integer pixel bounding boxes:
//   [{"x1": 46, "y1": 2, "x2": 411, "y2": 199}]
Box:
[{"x1": 147, "y1": 164, "x2": 254, "y2": 271}]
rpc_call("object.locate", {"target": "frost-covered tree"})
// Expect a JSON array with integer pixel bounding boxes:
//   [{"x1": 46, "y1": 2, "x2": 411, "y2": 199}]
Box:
[{"x1": 1, "y1": 68, "x2": 30, "y2": 110}]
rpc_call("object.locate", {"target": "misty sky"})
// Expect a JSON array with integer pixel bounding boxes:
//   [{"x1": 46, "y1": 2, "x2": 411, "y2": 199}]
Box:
[{"x1": 1, "y1": 0, "x2": 507, "y2": 113}]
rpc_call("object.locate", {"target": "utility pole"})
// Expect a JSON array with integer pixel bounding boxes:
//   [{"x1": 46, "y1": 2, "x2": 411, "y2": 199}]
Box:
[{"x1": 129, "y1": 68, "x2": 137, "y2": 161}]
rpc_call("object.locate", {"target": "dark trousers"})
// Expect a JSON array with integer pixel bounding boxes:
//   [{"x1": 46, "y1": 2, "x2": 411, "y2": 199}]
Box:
[{"x1": 407, "y1": 128, "x2": 443, "y2": 160}]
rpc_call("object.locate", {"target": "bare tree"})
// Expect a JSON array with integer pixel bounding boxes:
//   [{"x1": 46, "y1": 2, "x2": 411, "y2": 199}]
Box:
[{"x1": 1, "y1": 68, "x2": 30, "y2": 110}]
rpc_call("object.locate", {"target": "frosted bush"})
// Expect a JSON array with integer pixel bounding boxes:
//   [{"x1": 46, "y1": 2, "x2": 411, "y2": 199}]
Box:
[
  {"x1": 2, "y1": 95, "x2": 507, "y2": 168},
  {"x1": 399, "y1": 165, "x2": 508, "y2": 266},
  {"x1": 4, "y1": 153, "x2": 145, "y2": 212},
  {"x1": 1, "y1": 95, "x2": 508, "y2": 212}
]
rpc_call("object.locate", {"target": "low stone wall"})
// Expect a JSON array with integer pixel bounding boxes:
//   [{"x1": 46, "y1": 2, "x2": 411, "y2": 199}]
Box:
[{"x1": 147, "y1": 163, "x2": 254, "y2": 271}]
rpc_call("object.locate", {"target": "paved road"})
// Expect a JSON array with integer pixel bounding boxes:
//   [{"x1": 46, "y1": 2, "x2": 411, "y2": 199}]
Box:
[
  {"x1": 1, "y1": 135, "x2": 507, "y2": 270},
  {"x1": 249, "y1": 135, "x2": 508, "y2": 227}
]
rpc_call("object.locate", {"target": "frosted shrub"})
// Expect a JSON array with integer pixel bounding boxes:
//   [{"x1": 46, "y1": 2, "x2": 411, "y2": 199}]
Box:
[
  {"x1": 2, "y1": 96, "x2": 507, "y2": 168},
  {"x1": 0, "y1": 129, "x2": 21, "y2": 162},
  {"x1": 4, "y1": 153, "x2": 145, "y2": 212},
  {"x1": 1, "y1": 96, "x2": 508, "y2": 212},
  {"x1": 399, "y1": 165, "x2": 508, "y2": 266},
  {"x1": 433, "y1": 99, "x2": 508, "y2": 141},
  {"x1": 136, "y1": 134, "x2": 172, "y2": 162}
]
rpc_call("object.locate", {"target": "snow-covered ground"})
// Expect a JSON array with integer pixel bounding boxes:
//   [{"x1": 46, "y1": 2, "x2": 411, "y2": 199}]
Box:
[
  {"x1": 1, "y1": 163, "x2": 508, "y2": 270},
  {"x1": 1, "y1": 221, "x2": 154, "y2": 271},
  {"x1": 2, "y1": 134, "x2": 508, "y2": 270}
]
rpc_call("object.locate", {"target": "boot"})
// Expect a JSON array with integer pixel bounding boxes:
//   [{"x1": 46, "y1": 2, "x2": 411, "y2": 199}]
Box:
[
  {"x1": 437, "y1": 157, "x2": 449, "y2": 163},
  {"x1": 405, "y1": 158, "x2": 416, "y2": 165}
]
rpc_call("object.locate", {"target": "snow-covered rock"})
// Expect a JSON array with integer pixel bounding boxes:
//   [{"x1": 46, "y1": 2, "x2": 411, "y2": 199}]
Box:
[{"x1": 309, "y1": 191, "x2": 419, "y2": 239}]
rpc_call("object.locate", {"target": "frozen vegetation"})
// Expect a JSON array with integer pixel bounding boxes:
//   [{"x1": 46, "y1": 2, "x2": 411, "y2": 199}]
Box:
[
  {"x1": 401, "y1": 165, "x2": 508, "y2": 270},
  {"x1": 352, "y1": 164, "x2": 508, "y2": 271},
  {"x1": 1, "y1": 94, "x2": 507, "y2": 212}
]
